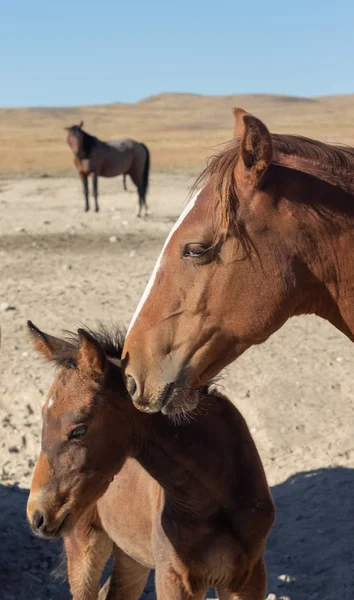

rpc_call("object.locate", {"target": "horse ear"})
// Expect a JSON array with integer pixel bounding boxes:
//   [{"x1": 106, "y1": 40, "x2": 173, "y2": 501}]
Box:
[
  {"x1": 232, "y1": 108, "x2": 272, "y2": 191},
  {"x1": 77, "y1": 329, "x2": 105, "y2": 382},
  {"x1": 79, "y1": 121, "x2": 84, "y2": 129},
  {"x1": 27, "y1": 321, "x2": 66, "y2": 361}
]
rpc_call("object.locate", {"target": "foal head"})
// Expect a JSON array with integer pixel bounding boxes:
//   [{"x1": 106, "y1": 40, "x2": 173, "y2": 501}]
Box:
[
  {"x1": 65, "y1": 121, "x2": 84, "y2": 156},
  {"x1": 26, "y1": 322, "x2": 131, "y2": 539}
]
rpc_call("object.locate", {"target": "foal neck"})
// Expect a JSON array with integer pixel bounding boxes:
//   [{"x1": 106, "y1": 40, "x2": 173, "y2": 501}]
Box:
[{"x1": 127, "y1": 393, "x2": 262, "y2": 520}]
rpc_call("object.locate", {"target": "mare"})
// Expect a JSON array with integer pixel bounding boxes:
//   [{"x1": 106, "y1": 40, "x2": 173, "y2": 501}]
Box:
[
  {"x1": 122, "y1": 108, "x2": 354, "y2": 415},
  {"x1": 66, "y1": 122, "x2": 150, "y2": 215},
  {"x1": 26, "y1": 321, "x2": 274, "y2": 600}
]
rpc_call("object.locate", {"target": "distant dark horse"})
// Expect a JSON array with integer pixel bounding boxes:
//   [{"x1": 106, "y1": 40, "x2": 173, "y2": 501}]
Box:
[{"x1": 65, "y1": 122, "x2": 150, "y2": 216}]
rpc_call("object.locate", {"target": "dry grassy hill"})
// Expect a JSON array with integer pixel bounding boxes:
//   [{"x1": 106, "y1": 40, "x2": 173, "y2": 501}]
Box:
[{"x1": 1, "y1": 92, "x2": 354, "y2": 176}]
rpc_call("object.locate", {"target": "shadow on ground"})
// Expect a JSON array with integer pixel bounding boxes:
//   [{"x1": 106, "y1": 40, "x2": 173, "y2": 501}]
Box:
[
  {"x1": 1, "y1": 467, "x2": 353, "y2": 599},
  {"x1": 266, "y1": 466, "x2": 354, "y2": 599}
]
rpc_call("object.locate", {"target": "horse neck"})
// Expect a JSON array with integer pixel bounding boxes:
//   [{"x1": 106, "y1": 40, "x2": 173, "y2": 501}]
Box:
[{"x1": 278, "y1": 166, "x2": 354, "y2": 340}]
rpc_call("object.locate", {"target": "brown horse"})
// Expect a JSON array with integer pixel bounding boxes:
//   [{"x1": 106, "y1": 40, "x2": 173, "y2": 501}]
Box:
[
  {"x1": 122, "y1": 108, "x2": 354, "y2": 415},
  {"x1": 26, "y1": 322, "x2": 274, "y2": 600},
  {"x1": 66, "y1": 122, "x2": 150, "y2": 216}
]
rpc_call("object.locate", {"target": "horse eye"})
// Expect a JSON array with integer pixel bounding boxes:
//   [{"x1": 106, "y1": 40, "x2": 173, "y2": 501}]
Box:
[
  {"x1": 69, "y1": 425, "x2": 88, "y2": 440},
  {"x1": 183, "y1": 243, "x2": 208, "y2": 258}
]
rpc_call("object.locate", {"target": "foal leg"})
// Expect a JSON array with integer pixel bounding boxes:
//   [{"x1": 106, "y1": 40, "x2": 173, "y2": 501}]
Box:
[
  {"x1": 216, "y1": 559, "x2": 267, "y2": 600},
  {"x1": 155, "y1": 566, "x2": 206, "y2": 600},
  {"x1": 93, "y1": 173, "x2": 99, "y2": 212},
  {"x1": 80, "y1": 173, "x2": 89, "y2": 212},
  {"x1": 64, "y1": 510, "x2": 113, "y2": 600},
  {"x1": 123, "y1": 174, "x2": 127, "y2": 191},
  {"x1": 98, "y1": 545, "x2": 149, "y2": 600}
]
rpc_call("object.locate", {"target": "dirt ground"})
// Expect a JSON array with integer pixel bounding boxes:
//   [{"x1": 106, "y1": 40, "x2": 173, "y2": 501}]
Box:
[{"x1": 0, "y1": 173, "x2": 353, "y2": 600}]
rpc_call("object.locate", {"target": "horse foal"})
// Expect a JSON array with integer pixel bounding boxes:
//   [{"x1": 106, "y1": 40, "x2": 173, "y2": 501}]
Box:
[{"x1": 26, "y1": 323, "x2": 274, "y2": 600}]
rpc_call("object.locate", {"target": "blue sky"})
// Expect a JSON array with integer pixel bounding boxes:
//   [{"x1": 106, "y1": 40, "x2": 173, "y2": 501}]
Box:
[{"x1": 1, "y1": 0, "x2": 354, "y2": 107}]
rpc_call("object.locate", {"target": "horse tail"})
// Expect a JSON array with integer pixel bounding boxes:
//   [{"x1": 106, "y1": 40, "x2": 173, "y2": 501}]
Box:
[{"x1": 140, "y1": 143, "x2": 150, "y2": 197}]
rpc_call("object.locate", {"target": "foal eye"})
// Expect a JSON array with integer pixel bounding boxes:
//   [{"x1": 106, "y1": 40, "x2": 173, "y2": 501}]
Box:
[
  {"x1": 69, "y1": 426, "x2": 88, "y2": 440},
  {"x1": 183, "y1": 243, "x2": 208, "y2": 258}
]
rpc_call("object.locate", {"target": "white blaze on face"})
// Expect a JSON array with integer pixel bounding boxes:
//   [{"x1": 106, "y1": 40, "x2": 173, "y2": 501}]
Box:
[
  {"x1": 127, "y1": 190, "x2": 201, "y2": 336},
  {"x1": 47, "y1": 395, "x2": 54, "y2": 410}
]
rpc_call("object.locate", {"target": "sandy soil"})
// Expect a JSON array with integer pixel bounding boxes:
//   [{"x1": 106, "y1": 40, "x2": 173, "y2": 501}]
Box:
[{"x1": 0, "y1": 174, "x2": 353, "y2": 600}]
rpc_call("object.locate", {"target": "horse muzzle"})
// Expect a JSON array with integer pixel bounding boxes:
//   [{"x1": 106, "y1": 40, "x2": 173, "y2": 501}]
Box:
[{"x1": 28, "y1": 507, "x2": 70, "y2": 539}]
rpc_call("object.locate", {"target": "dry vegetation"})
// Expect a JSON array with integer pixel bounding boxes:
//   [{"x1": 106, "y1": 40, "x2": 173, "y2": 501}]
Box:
[{"x1": 1, "y1": 92, "x2": 354, "y2": 176}]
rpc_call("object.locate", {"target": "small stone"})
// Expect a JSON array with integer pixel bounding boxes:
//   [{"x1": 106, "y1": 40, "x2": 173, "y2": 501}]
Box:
[
  {"x1": 15, "y1": 227, "x2": 26, "y2": 233},
  {"x1": 62, "y1": 264, "x2": 72, "y2": 271},
  {"x1": 26, "y1": 404, "x2": 34, "y2": 415},
  {"x1": 129, "y1": 250, "x2": 136, "y2": 257},
  {"x1": 22, "y1": 351, "x2": 28, "y2": 358},
  {"x1": 109, "y1": 236, "x2": 119, "y2": 243},
  {"x1": 43, "y1": 220, "x2": 51, "y2": 225},
  {"x1": 278, "y1": 574, "x2": 296, "y2": 583}
]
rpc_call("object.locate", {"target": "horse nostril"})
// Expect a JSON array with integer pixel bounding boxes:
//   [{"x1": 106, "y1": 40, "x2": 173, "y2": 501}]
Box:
[
  {"x1": 126, "y1": 374, "x2": 138, "y2": 400},
  {"x1": 32, "y1": 510, "x2": 46, "y2": 532}
]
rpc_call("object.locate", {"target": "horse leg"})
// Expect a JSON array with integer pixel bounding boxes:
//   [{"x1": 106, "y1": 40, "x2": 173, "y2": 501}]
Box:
[
  {"x1": 98, "y1": 545, "x2": 149, "y2": 600},
  {"x1": 123, "y1": 174, "x2": 127, "y2": 191},
  {"x1": 128, "y1": 169, "x2": 144, "y2": 218},
  {"x1": 216, "y1": 559, "x2": 267, "y2": 600},
  {"x1": 155, "y1": 565, "x2": 206, "y2": 600},
  {"x1": 80, "y1": 173, "x2": 89, "y2": 212},
  {"x1": 64, "y1": 509, "x2": 113, "y2": 600},
  {"x1": 93, "y1": 173, "x2": 99, "y2": 212},
  {"x1": 140, "y1": 184, "x2": 149, "y2": 217},
  {"x1": 137, "y1": 188, "x2": 145, "y2": 218}
]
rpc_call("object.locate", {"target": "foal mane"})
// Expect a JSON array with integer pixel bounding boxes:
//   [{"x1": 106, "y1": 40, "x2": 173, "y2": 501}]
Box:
[
  {"x1": 194, "y1": 134, "x2": 354, "y2": 242},
  {"x1": 54, "y1": 325, "x2": 125, "y2": 369}
]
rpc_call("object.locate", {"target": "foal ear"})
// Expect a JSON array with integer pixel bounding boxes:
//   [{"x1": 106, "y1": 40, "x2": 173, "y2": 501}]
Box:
[
  {"x1": 232, "y1": 107, "x2": 272, "y2": 191},
  {"x1": 27, "y1": 321, "x2": 66, "y2": 361},
  {"x1": 79, "y1": 121, "x2": 84, "y2": 129},
  {"x1": 77, "y1": 329, "x2": 105, "y2": 382}
]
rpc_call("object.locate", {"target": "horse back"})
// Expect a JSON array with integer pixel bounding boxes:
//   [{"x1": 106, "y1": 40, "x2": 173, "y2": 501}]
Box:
[{"x1": 92, "y1": 138, "x2": 136, "y2": 177}]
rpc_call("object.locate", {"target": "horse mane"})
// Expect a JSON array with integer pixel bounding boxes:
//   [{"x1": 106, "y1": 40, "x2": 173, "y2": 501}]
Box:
[
  {"x1": 68, "y1": 125, "x2": 98, "y2": 158},
  {"x1": 81, "y1": 130, "x2": 98, "y2": 157},
  {"x1": 54, "y1": 325, "x2": 125, "y2": 369},
  {"x1": 194, "y1": 134, "x2": 354, "y2": 242}
]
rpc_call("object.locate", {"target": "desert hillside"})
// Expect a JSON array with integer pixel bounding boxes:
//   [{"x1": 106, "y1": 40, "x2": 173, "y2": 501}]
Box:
[{"x1": 1, "y1": 92, "x2": 354, "y2": 175}]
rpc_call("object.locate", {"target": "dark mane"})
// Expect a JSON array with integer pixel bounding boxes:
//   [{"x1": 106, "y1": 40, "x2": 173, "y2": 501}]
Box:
[
  {"x1": 54, "y1": 325, "x2": 125, "y2": 369},
  {"x1": 69, "y1": 125, "x2": 98, "y2": 158},
  {"x1": 194, "y1": 134, "x2": 354, "y2": 242},
  {"x1": 81, "y1": 130, "x2": 98, "y2": 157}
]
